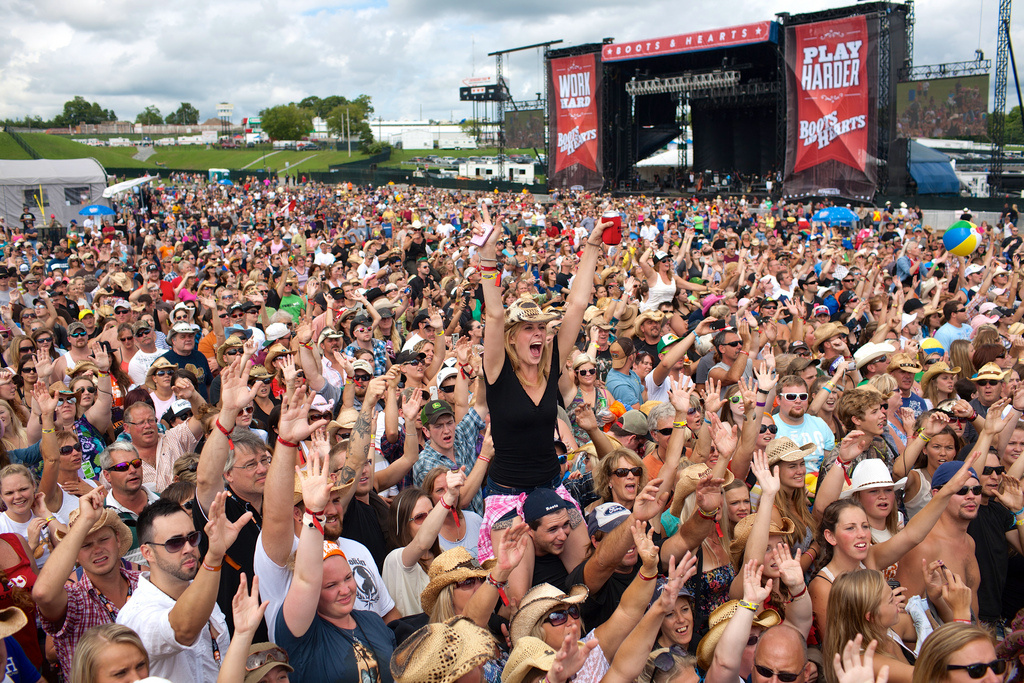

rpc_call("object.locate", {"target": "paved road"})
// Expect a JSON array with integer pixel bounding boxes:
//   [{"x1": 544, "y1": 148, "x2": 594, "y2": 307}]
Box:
[
  {"x1": 241, "y1": 151, "x2": 280, "y2": 170},
  {"x1": 132, "y1": 145, "x2": 155, "y2": 162}
]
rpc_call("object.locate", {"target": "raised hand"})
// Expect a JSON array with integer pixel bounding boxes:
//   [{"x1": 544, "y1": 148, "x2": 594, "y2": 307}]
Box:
[
  {"x1": 694, "y1": 472, "x2": 725, "y2": 516},
  {"x1": 402, "y1": 388, "x2": 425, "y2": 424},
  {"x1": 231, "y1": 573, "x2": 269, "y2": 637},
  {"x1": 89, "y1": 341, "x2": 111, "y2": 371},
  {"x1": 547, "y1": 624, "x2": 599, "y2": 683},
  {"x1": 630, "y1": 521, "x2": 659, "y2": 574},
  {"x1": 75, "y1": 484, "x2": 107, "y2": 530},
  {"x1": 751, "y1": 449, "x2": 780, "y2": 499},
  {"x1": 668, "y1": 376, "x2": 694, "y2": 416},
  {"x1": 205, "y1": 490, "x2": 254, "y2": 560},
  {"x1": 834, "y1": 635, "x2": 889, "y2": 683},
  {"x1": 921, "y1": 411, "x2": 949, "y2": 437},
  {"x1": 573, "y1": 405, "x2": 600, "y2": 433},
  {"x1": 32, "y1": 381, "x2": 57, "y2": 418},
  {"x1": 771, "y1": 543, "x2": 805, "y2": 593},
  {"x1": 298, "y1": 446, "x2": 334, "y2": 514},
  {"x1": 753, "y1": 363, "x2": 777, "y2": 393},
  {"x1": 633, "y1": 479, "x2": 668, "y2": 522},
  {"x1": 277, "y1": 383, "x2": 326, "y2": 445},
  {"x1": 838, "y1": 430, "x2": 869, "y2": 464},
  {"x1": 710, "y1": 413, "x2": 739, "y2": 460},
  {"x1": 996, "y1": 474, "x2": 1024, "y2": 512},
  {"x1": 363, "y1": 375, "x2": 388, "y2": 407},
  {"x1": 173, "y1": 376, "x2": 195, "y2": 401},
  {"x1": 742, "y1": 559, "x2": 772, "y2": 605},
  {"x1": 703, "y1": 376, "x2": 724, "y2": 417},
  {"x1": 494, "y1": 521, "x2": 529, "y2": 582}
]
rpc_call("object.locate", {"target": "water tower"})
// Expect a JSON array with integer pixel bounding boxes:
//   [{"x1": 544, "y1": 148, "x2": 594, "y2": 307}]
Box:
[{"x1": 216, "y1": 102, "x2": 234, "y2": 137}]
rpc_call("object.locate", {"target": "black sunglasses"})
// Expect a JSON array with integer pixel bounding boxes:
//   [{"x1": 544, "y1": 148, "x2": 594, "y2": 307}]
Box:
[
  {"x1": 544, "y1": 604, "x2": 581, "y2": 626},
  {"x1": 720, "y1": 340, "x2": 742, "y2": 348},
  {"x1": 224, "y1": 348, "x2": 243, "y2": 357},
  {"x1": 946, "y1": 660, "x2": 1007, "y2": 679},
  {"x1": 612, "y1": 466, "x2": 643, "y2": 478},
  {"x1": 59, "y1": 444, "x2": 83, "y2": 456},
  {"x1": 656, "y1": 427, "x2": 675, "y2": 436},
  {"x1": 977, "y1": 379, "x2": 1002, "y2": 387},
  {"x1": 18, "y1": 346, "x2": 33, "y2": 354},
  {"x1": 754, "y1": 664, "x2": 801, "y2": 683},
  {"x1": 577, "y1": 368, "x2": 597, "y2": 376},
  {"x1": 760, "y1": 424, "x2": 779, "y2": 434},
  {"x1": 135, "y1": 329, "x2": 152, "y2": 337},
  {"x1": 982, "y1": 466, "x2": 1006, "y2": 476},
  {"x1": 956, "y1": 485, "x2": 984, "y2": 496},
  {"x1": 147, "y1": 530, "x2": 202, "y2": 554}
]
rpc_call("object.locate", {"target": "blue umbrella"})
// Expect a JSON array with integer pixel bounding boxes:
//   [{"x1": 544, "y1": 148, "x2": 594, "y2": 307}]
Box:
[
  {"x1": 78, "y1": 204, "x2": 115, "y2": 216},
  {"x1": 218, "y1": 179, "x2": 233, "y2": 185},
  {"x1": 811, "y1": 206, "x2": 859, "y2": 225}
]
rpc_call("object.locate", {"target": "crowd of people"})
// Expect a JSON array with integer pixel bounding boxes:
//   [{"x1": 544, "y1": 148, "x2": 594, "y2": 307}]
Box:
[{"x1": 0, "y1": 179, "x2": 1022, "y2": 683}]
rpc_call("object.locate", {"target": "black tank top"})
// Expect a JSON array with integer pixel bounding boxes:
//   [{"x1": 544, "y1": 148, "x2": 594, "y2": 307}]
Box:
[{"x1": 486, "y1": 345, "x2": 561, "y2": 488}]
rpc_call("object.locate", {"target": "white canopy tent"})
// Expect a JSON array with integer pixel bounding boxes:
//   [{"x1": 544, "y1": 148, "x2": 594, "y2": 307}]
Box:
[
  {"x1": 635, "y1": 148, "x2": 692, "y2": 167},
  {"x1": 102, "y1": 174, "x2": 158, "y2": 198},
  {"x1": 0, "y1": 158, "x2": 107, "y2": 228}
]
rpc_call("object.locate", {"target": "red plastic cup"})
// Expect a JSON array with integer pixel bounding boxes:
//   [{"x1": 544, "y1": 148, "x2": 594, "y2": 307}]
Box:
[{"x1": 602, "y1": 211, "x2": 622, "y2": 245}]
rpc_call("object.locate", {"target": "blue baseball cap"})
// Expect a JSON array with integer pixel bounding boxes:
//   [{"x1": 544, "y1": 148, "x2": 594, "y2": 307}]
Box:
[{"x1": 931, "y1": 461, "x2": 978, "y2": 491}]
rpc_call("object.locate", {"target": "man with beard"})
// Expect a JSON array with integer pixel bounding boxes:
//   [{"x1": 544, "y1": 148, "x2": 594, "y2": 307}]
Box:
[
  {"x1": 193, "y1": 359, "x2": 272, "y2": 637},
  {"x1": 255, "y1": 376, "x2": 398, "y2": 629},
  {"x1": 895, "y1": 460, "x2": 983, "y2": 617},
  {"x1": 117, "y1": 494, "x2": 247, "y2": 683},
  {"x1": 773, "y1": 375, "x2": 835, "y2": 476}
]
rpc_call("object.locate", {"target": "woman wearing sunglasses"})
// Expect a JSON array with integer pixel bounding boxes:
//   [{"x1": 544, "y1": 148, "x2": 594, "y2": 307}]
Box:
[
  {"x1": 383, "y1": 469, "x2": 467, "y2": 616},
  {"x1": 29, "y1": 329, "x2": 59, "y2": 365},
  {"x1": 563, "y1": 354, "x2": 614, "y2": 447},
  {"x1": 53, "y1": 430, "x2": 95, "y2": 497},
  {"x1": 591, "y1": 449, "x2": 649, "y2": 516},
  {"x1": 143, "y1": 357, "x2": 178, "y2": 423},
  {"x1": 917, "y1": 622, "x2": 1006, "y2": 683}
]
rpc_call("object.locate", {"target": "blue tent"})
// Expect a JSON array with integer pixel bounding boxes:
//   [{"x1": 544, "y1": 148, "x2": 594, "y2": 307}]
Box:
[
  {"x1": 910, "y1": 141, "x2": 960, "y2": 194},
  {"x1": 811, "y1": 206, "x2": 859, "y2": 225}
]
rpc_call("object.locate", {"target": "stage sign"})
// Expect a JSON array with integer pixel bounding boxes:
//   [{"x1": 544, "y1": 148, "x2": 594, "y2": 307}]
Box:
[
  {"x1": 602, "y1": 21, "x2": 776, "y2": 62},
  {"x1": 896, "y1": 75, "x2": 990, "y2": 139},
  {"x1": 548, "y1": 52, "x2": 604, "y2": 191},
  {"x1": 783, "y1": 15, "x2": 878, "y2": 201}
]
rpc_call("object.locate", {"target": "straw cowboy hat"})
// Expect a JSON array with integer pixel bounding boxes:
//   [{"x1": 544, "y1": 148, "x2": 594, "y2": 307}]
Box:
[
  {"x1": 145, "y1": 357, "x2": 178, "y2": 389},
  {"x1": 420, "y1": 547, "x2": 497, "y2": 614},
  {"x1": 811, "y1": 322, "x2": 849, "y2": 352},
  {"x1": 391, "y1": 616, "x2": 498, "y2": 683},
  {"x1": 502, "y1": 637, "x2": 557, "y2": 683},
  {"x1": 509, "y1": 583, "x2": 589, "y2": 645},
  {"x1": 696, "y1": 600, "x2": 781, "y2": 670},
  {"x1": 248, "y1": 366, "x2": 274, "y2": 383},
  {"x1": 56, "y1": 506, "x2": 134, "y2": 558},
  {"x1": 765, "y1": 437, "x2": 817, "y2": 468},
  {"x1": 0, "y1": 607, "x2": 27, "y2": 640},
  {"x1": 506, "y1": 297, "x2": 558, "y2": 327},
  {"x1": 616, "y1": 304, "x2": 639, "y2": 336},
  {"x1": 264, "y1": 343, "x2": 293, "y2": 373},
  {"x1": 920, "y1": 361, "x2": 961, "y2": 396},
  {"x1": 840, "y1": 459, "x2": 907, "y2": 499},
  {"x1": 244, "y1": 644, "x2": 293, "y2": 683},
  {"x1": 216, "y1": 336, "x2": 246, "y2": 368},
  {"x1": 670, "y1": 464, "x2": 736, "y2": 517},
  {"x1": 728, "y1": 514, "x2": 796, "y2": 570},
  {"x1": 633, "y1": 310, "x2": 665, "y2": 338}
]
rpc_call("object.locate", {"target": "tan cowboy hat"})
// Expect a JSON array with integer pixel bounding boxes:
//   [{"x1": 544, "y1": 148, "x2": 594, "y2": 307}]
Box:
[
  {"x1": 502, "y1": 637, "x2": 557, "y2": 683},
  {"x1": 56, "y1": 507, "x2": 134, "y2": 558},
  {"x1": 0, "y1": 607, "x2": 27, "y2": 640},
  {"x1": 920, "y1": 361, "x2": 961, "y2": 395},
  {"x1": 616, "y1": 304, "x2": 639, "y2": 336},
  {"x1": 695, "y1": 600, "x2": 781, "y2": 670},
  {"x1": 506, "y1": 297, "x2": 558, "y2": 327},
  {"x1": 974, "y1": 362, "x2": 1010, "y2": 382},
  {"x1": 729, "y1": 515, "x2": 796, "y2": 571},
  {"x1": 509, "y1": 583, "x2": 589, "y2": 645},
  {"x1": 264, "y1": 343, "x2": 293, "y2": 373},
  {"x1": 633, "y1": 310, "x2": 666, "y2": 338},
  {"x1": 248, "y1": 365, "x2": 274, "y2": 383},
  {"x1": 391, "y1": 616, "x2": 498, "y2": 683},
  {"x1": 765, "y1": 437, "x2": 817, "y2": 468},
  {"x1": 216, "y1": 336, "x2": 246, "y2": 368},
  {"x1": 145, "y1": 357, "x2": 178, "y2": 388},
  {"x1": 811, "y1": 322, "x2": 849, "y2": 352},
  {"x1": 670, "y1": 464, "x2": 736, "y2": 518},
  {"x1": 599, "y1": 266, "x2": 622, "y2": 285},
  {"x1": 420, "y1": 547, "x2": 496, "y2": 614},
  {"x1": 887, "y1": 353, "x2": 923, "y2": 374},
  {"x1": 109, "y1": 272, "x2": 131, "y2": 290}
]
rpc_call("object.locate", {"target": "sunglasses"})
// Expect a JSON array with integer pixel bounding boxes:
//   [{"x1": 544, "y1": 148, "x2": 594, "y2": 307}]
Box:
[
  {"x1": 577, "y1": 368, "x2": 597, "y2": 376},
  {"x1": 956, "y1": 485, "x2": 984, "y2": 496},
  {"x1": 56, "y1": 396, "x2": 77, "y2": 407},
  {"x1": 982, "y1": 465, "x2": 1006, "y2": 476},
  {"x1": 656, "y1": 427, "x2": 674, "y2": 436},
  {"x1": 754, "y1": 664, "x2": 801, "y2": 683},
  {"x1": 20, "y1": 367, "x2": 35, "y2": 374},
  {"x1": 977, "y1": 379, "x2": 1002, "y2": 387},
  {"x1": 409, "y1": 511, "x2": 430, "y2": 524},
  {"x1": 612, "y1": 466, "x2": 643, "y2": 478},
  {"x1": 240, "y1": 405, "x2": 255, "y2": 415},
  {"x1": 154, "y1": 369, "x2": 175, "y2": 377},
  {"x1": 247, "y1": 378, "x2": 267, "y2": 387},
  {"x1": 728, "y1": 395, "x2": 743, "y2": 404},
  {"x1": 224, "y1": 348, "x2": 243, "y2": 357},
  {"x1": 782, "y1": 393, "x2": 809, "y2": 401},
  {"x1": 557, "y1": 454, "x2": 568, "y2": 464},
  {"x1": 308, "y1": 411, "x2": 332, "y2": 423},
  {"x1": 946, "y1": 660, "x2": 1008, "y2": 679},
  {"x1": 454, "y1": 577, "x2": 484, "y2": 589},
  {"x1": 59, "y1": 444, "x2": 83, "y2": 456},
  {"x1": 544, "y1": 605, "x2": 581, "y2": 626},
  {"x1": 760, "y1": 424, "x2": 779, "y2": 434},
  {"x1": 135, "y1": 329, "x2": 152, "y2": 337},
  {"x1": 352, "y1": 374, "x2": 372, "y2": 383},
  {"x1": 246, "y1": 647, "x2": 290, "y2": 674},
  {"x1": 176, "y1": 410, "x2": 193, "y2": 420},
  {"x1": 18, "y1": 346, "x2": 33, "y2": 354},
  {"x1": 438, "y1": 384, "x2": 455, "y2": 394},
  {"x1": 119, "y1": 337, "x2": 133, "y2": 343},
  {"x1": 35, "y1": 337, "x2": 51, "y2": 344},
  {"x1": 107, "y1": 457, "x2": 143, "y2": 472},
  {"x1": 720, "y1": 340, "x2": 742, "y2": 348},
  {"x1": 147, "y1": 530, "x2": 202, "y2": 554},
  {"x1": 78, "y1": 386, "x2": 98, "y2": 394}
]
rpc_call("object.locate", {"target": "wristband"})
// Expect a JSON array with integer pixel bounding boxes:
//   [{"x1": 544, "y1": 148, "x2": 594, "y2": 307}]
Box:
[
  {"x1": 672, "y1": 421, "x2": 687, "y2": 429},
  {"x1": 44, "y1": 516, "x2": 56, "y2": 525},
  {"x1": 697, "y1": 506, "x2": 720, "y2": 520},
  {"x1": 918, "y1": 432, "x2": 931, "y2": 443},
  {"x1": 202, "y1": 561, "x2": 222, "y2": 573},
  {"x1": 439, "y1": 498, "x2": 453, "y2": 511},
  {"x1": 277, "y1": 436, "x2": 299, "y2": 448},
  {"x1": 41, "y1": 428, "x2": 54, "y2": 434},
  {"x1": 738, "y1": 600, "x2": 760, "y2": 612},
  {"x1": 478, "y1": 456, "x2": 491, "y2": 464},
  {"x1": 704, "y1": 417, "x2": 712, "y2": 425},
  {"x1": 757, "y1": 389, "x2": 769, "y2": 395},
  {"x1": 1015, "y1": 505, "x2": 1024, "y2": 517},
  {"x1": 487, "y1": 574, "x2": 510, "y2": 606},
  {"x1": 954, "y1": 619, "x2": 973, "y2": 624},
  {"x1": 970, "y1": 410, "x2": 979, "y2": 421},
  {"x1": 300, "y1": 342, "x2": 314, "y2": 348},
  {"x1": 787, "y1": 585, "x2": 808, "y2": 602},
  {"x1": 755, "y1": 401, "x2": 766, "y2": 408},
  {"x1": 823, "y1": 386, "x2": 832, "y2": 394},
  {"x1": 302, "y1": 511, "x2": 326, "y2": 535},
  {"x1": 638, "y1": 569, "x2": 658, "y2": 581}
]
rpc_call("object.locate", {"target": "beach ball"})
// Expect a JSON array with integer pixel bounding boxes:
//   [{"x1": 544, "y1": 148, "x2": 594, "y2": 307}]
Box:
[{"x1": 943, "y1": 220, "x2": 981, "y2": 256}]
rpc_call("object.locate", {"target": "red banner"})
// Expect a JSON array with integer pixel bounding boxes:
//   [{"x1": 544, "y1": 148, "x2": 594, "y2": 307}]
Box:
[
  {"x1": 602, "y1": 21, "x2": 775, "y2": 62},
  {"x1": 792, "y1": 16, "x2": 869, "y2": 174},
  {"x1": 548, "y1": 53, "x2": 603, "y2": 190}
]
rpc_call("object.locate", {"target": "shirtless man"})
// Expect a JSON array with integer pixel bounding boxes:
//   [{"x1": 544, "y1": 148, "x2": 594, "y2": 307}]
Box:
[{"x1": 895, "y1": 456, "x2": 983, "y2": 616}]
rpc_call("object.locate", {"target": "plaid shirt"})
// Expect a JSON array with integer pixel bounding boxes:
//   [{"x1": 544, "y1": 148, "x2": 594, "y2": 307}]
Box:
[
  {"x1": 412, "y1": 409, "x2": 486, "y2": 515},
  {"x1": 41, "y1": 564, "x2": 141, "y2": 675},
  {"x1": 343, "y1": 339, "x2": 389, "y2": 375}
]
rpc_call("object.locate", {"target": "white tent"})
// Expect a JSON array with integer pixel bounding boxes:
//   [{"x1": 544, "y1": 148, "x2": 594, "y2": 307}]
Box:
[
  {"x1": 0, "y1": 158, "x2": 107, "y2": 229},
  {"x1": 636, "y1": 148, "x2": 692, "y2": 167},
  {"x1": 102, "y1": 174, "x2": 157, "y2": 198}
]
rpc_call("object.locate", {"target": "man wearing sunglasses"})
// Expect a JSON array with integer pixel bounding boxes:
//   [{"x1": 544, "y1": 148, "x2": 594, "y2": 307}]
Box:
[
  {"x1": 750, "y1": 625, "x2": 812, "y2": 683},
  {"x1": 961, "y1": 363, "x2": 1011, "y2": 446},
  {"x1": 934, "y1": 300, "x2": 973, "y2": 352},
  {"x1": 774, "y1": 376, "x2": 835, "y2": 475},
  {"x1": 127, "y1": 319, "x2": 167, "y2": 385},
  {"x1": 100, "y1": 441, "x2": 162, "y2": 564},
  {"x1": 162, "y1": 323, "x2": 212, "y2": 401},
  {"x1": 886, "y1": 353, "x2": 928, "y2": 419},
  {"x1": 117, "y1": 494, "x2": 249, "y2": 683}
]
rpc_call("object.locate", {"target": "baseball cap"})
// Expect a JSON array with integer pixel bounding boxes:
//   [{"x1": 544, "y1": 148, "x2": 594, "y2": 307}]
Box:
[
  {"x1": 931, "y1": 461, "x2": 978, "y2": 490},
  {"x1": 395, "y1": 349, "x2": 427, "y2": 366},
  {"x1": 351, "y1": 359, "x2": 374, "y2": 375},
  {"x1": 657, "y1": 334, "x2": 682, "y2": 354},
  {"x1": 420, "y1": 400, "x2": 454, "y2": 426},
  {"x1": 522, "y1": 489, "x2": 573, "y2": 525},
  {"x1": 586, "y1": 503, "x2": 631, "y2": 535},
  {"x1": 609, "y1": 340, "x2": 630, "y2": 369},
  {"x1": 618, "y1": 410, "x2": 649, "y2": 437}
]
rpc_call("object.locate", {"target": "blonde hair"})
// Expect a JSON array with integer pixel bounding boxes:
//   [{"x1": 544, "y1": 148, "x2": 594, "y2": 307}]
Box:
[
  {"x1": 0, "y1": 400, "x2": 26, "y2": 451},
  {"x1": 429, "y1": 584, "x2": 457, "y2": 623},
  {"x1": 593, "y1": 448, "x2": 648, "y2": 505},
  {"x1": 867, "y1": 374, "x2": 898, "y2": 396},
  {"x1": 912, "y1": 622, "x2": 997, "y2": 683},
  {"x1": 504, "y1": 321, "x2": 553, "y2": 387},
  {"x1": 70, "y1": 623, "x2": 149, "y2": 683},
  {"x1": 949, "y1": 339, "x2": 975, "y2": 381},
  {"x1": 823, "y1": 569, "x2": 894, "y2": 683}
]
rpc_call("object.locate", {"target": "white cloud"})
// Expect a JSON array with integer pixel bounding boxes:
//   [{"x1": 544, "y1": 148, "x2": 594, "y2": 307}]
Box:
[{"x1": 0, "y1": 0, "x2": 1018, "y2": 124}]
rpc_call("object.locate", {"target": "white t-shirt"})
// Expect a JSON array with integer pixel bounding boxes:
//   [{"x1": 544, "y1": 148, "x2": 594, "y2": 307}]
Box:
[
  {"x1": 382, "y1": 547, "x2": 429, "y2": 617},
  {"x1": 253, "y1": 532, "x2": 395, "y2": 643},
  {"x1": 0, "y1": 512, "x2": 52, "y2": 565},
  {"x1": 128, "y1": 349, "x2": 166, "y2": 386}
]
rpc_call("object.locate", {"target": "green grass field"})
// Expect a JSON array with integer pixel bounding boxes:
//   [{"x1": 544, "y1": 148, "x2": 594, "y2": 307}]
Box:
[
  {"x1": 20, "y1": 133, "x2": 152, "y2": 168},
  {"x1": 0, "y1": 133, "x2": 33, "y2": 160}
]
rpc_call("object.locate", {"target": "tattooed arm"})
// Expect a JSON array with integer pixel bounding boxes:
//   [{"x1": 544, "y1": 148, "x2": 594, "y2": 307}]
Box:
[{"x1": 335, "y1": 375, "x2": 388, "y2": 509}]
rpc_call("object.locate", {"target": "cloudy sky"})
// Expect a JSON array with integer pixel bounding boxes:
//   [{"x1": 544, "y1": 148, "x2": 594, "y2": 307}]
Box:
[{"x1": 0, "y1": 0, "x2": 1015, "y2": 124}]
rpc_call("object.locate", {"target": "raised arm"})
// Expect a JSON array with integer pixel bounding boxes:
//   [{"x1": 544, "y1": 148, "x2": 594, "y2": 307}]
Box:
[
  {"x1": 706, "y1": 560, "x2": 771, "y2": 683},
  {"x1": 85, "y1": 342, "x2": 114, "y2": 432},
  {"x1": 400, "y1": 469, "x2": 465, "y2": 568},
  {"x1": 556, "y1": 221, "x2": 605, "y2": 365},
  {"x1": 216, "y1": 574, "x2": 269, "y2": 683}
]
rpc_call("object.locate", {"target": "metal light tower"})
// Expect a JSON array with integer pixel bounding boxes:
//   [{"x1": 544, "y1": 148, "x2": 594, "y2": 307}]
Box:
[{"x1": 991, "y1": 0, "x2": 1011, "y2": 192}]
